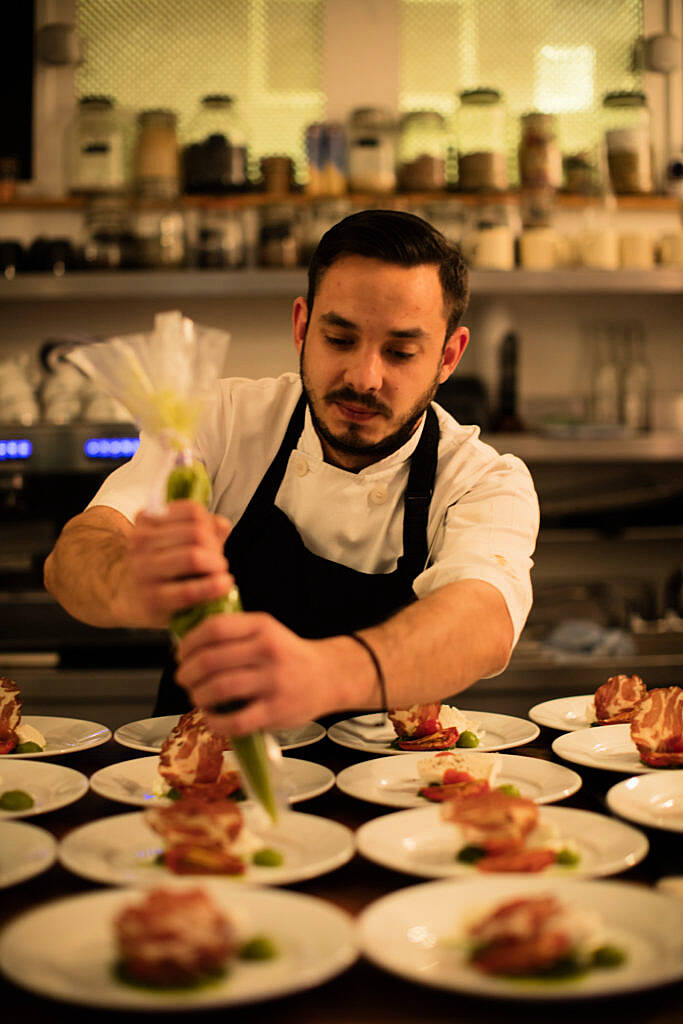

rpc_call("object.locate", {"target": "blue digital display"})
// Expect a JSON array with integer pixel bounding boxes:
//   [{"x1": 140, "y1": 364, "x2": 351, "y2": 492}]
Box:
[
  {"x1": 0, "y1": 439, "x2": 33, "y2": 460},
  {"x1": 84, "y1": 437, "x2": 140, "y2": 459}
]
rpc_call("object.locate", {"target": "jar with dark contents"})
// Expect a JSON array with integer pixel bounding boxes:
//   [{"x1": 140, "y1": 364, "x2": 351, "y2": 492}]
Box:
[
  {"x1": 398, "y1": 111, "x2": 447, "y2": 191},
  {"x1": 182, "y1": 95, "x2": 249, "y2": 194},
  {"x1": 457, "y1": 89, "x2": 507, "y2": 191},
  {"x1": 602, "y1": 91, "x2": 652, "y2": 194}
]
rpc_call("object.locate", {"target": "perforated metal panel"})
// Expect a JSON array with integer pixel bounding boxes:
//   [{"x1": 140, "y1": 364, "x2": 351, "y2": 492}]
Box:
[
  {"x1": 74, "y1": 0, "x2": 324, "y2": 182},
  {"x1": 399, "y1": 0, "x2": 644, "y2": 184}
]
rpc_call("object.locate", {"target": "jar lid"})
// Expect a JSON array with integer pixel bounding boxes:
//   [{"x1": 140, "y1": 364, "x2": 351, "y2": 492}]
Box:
[
  {"x1": 80, "y1": 95, "x2": 115, "y2": 108},
  {"x1": 201, "y1": 94, "x2": 234, "y2": 106},
  {"x1": 400, "y1": 110, "x2": 445, "y2": 126},
  {"x1": 521, "y1": 111, "x2": 556, "y2": 131},
  {"x1": 137, "y1": 108, "x2": 177, "y2": 125},
  {"x1": 349, "y1": 106, "x2": 395, "y2": 128},
  {"x1": 602, "y1": 90, "x2": 647, "y2": 108},
  {"x1": 459, "y1": 88, "x2": 501, "y2": 105}
]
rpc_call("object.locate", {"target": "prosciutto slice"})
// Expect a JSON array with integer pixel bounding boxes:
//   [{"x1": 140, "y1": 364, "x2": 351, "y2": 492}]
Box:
[
  {"x1": 468, "y1": 895, "x2": 573, "y2": 975},
  {"x1": 146, "y1": 795, "x2": 246, "y2": 875},
  {"x1": 440, "y1": 789, "x2": 539, "y2": 854},
  {"x1": 630, "y1": 686, "x2": 683, "y2": 767},
  {"x1": 594, "y1": 674, "x2": 646, "y2": 724},
  {"x1": 388, "y1": 702, "x2": 461, "y2": 749},
  {"x1": 159, "y1": 708, "x2": 235, "y2": 792},
  {"x1": 0, "y1": 676, "x2": 22, "y2": 754},
  {"x1": 115, "y1": 886, "x2": 236, "y2": 985}
]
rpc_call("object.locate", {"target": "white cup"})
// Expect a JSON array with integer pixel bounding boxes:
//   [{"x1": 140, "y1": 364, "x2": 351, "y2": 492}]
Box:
[
  {"x1": 465, "y1": 226, "x2": 515, "y2": 270},
  {"x1": 658, "y1": 232, "x2": 683, "y2": 267},
  {"x1": 519, "y1": 227, "x2": 563, "y2": 269},
  {"x1": 619, "y1": 233, "x2": 654, "y2": 269},
  {"x1": 579, "y1": 230, "x2": 619, "y2": 269}
]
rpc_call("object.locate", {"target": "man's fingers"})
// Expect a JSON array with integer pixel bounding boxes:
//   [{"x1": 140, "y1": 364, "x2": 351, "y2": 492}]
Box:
[
  {"x1": 175, "y1": 636, "x2": 258, "y2": 689},
  {"x1": 142, "y1": 573, "x2": 234, "y2": 617},
  {"x1": 177, "y1": 611, "x2": 267, "y2": 659}
]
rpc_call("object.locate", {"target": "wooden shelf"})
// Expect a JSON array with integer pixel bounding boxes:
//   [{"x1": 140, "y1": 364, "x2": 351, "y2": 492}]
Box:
[
  {"x1": 0, "y1": 267, "x2": 681, "y2": 301},
  {"x1": 1, "y1": 191, "x2": 680, "y2": 212}
]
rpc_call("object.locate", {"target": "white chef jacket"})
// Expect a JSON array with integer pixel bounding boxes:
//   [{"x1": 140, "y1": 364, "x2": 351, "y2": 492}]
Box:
[{"x1": 88, "y1": 372, "x2": 539, "y2": 646}]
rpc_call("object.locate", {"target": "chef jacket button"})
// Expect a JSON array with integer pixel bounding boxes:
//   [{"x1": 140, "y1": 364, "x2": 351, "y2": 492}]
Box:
[
  {"x1": 369, "y1": 486, "x2": 388, "y2": 506},
  {"x1": 294, "y1": 455, "x2": 309, "y2": 477}
]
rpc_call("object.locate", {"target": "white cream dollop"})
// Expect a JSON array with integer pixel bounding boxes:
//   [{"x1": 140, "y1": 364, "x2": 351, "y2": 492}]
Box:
[{"x1": 15, "y1": 723, "x2": 46, "y2": 749}]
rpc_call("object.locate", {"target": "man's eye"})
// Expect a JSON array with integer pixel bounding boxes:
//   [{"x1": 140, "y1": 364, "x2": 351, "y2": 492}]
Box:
[
  {"x1": 324, "y1": 335, "x2": 353, "y2": 348},
  {"x1": 387, "y1": 349, "x2": 416, "y2": 361}
]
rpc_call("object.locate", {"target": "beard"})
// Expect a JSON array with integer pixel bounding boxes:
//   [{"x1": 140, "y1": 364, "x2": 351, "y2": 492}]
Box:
[{"x1": 300, "y1": 346, "x2": 442, "y2": 464}]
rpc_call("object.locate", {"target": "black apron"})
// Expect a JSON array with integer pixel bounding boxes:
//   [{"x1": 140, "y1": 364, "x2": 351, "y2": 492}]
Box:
[{"x1": 154, "y1": 391, "x2": 440, "y2": 715}]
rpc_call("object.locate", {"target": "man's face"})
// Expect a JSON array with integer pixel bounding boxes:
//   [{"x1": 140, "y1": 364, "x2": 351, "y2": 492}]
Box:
[{"x1": 293, "y1": 255, "x2": 468, "y2": 471}]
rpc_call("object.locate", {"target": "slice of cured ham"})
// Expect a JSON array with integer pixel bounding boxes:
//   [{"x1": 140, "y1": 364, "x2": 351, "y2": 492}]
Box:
[
  {"x1": 159, "y1": 708, "x2": 235, "y2": 792},
  {"x1": 146, "y1": 795, "x2": 247, "y2": 874},
  {"x1": 0, "y1": 676, "x2": 22, "y2": 754},
  {"x1": 115, "y1": 886, "x2": 236, "y2": 985},
  {"x1": 594, "y1": 674, "x2": 646, "y2": 724},
  {"x1": 440, "y1": 789, "x2": 539, "y2": 855},
  {"x1": 388, "y1": 703, "x2": 443, "y2": 739},
  {"x1": 468, "y1": 895, "x2": 573, "y2": 975},
  {"x1": 630, "y1": 686, "x2": 683, "y2": 767}
]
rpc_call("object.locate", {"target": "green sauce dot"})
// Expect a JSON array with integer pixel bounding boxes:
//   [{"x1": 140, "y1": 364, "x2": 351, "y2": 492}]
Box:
[
  {"x1": 14, "y1": 741, "x2": 43, "y2": 754},
  {"x1": 239, "y1": 935, "x2": 278, "y2": 960},
  {"x1": 592, "y1": 945, "x2": 626, "y2": 968},
  {"x1": 252, "y1": 847, "x2": 283, "y2": 867},
  {"x1": 556, "y1": 847, "x2": 580, "y2": 866},
  {"x1": 497, "y1": 784, "x2": 521, "y2": 797},
  {"x1": 457, "y1": 845, "x2": 486, "y2": 864},
  {"x1": 0, "y1": 789, "x2": 34, "y2": 811}
]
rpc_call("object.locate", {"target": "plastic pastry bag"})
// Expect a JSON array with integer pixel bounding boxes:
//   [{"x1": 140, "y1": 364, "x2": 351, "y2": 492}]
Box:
[{"x1": 67, "y1": 310, "x2": 284, "y2": 822}]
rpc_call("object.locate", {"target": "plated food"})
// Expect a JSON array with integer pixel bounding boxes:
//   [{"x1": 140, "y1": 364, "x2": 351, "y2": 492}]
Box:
[
  {"x1": 388, "y1": 702, "x2": 481, "y2": 750},
  {"x1": 0, "y1": 681, "x2": 111, "y2": 760},
  {"x1": 328, "y1": 710, "x2": 539, "y2": 755},
  {"x1": 0, "y1": 677, "x2": 47, "y2": 754},
  {"x1": 0, "y1": 881, "x2": 358, "y2": 1009},
  {"x1": 335, "y1": 751, "x2": 581, "y2": 809},
  {"x1": 114, "y1": 714, "x2": 325, "y2": 754},
  {"x1": 0, "y1": 760, "x2": 88, "y2": 819},
  {"x1": 630, "y1": 686, "x2": 683, "y2": 767},
  {"x1": 355, "y1": 803, "x2": 647, "y2": 880},
  {"x1": 590, "y1": 674, "x2": 646, "y2": 726},
  {"x1": 90, "y1": 754, "x2": 334, "y2": 808},
  {"x1": 552, "y1": 724, "x2": 652, "y2": 774},
  {"x1": 58, "y1": 808, "x2": 355, "y2": 887},
  {"x1": 357, "y1": 876, "x2": 683, "y2": 999}
]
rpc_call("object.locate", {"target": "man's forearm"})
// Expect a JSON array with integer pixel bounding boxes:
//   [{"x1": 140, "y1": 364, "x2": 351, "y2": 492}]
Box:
[
  {"x1": 328, "y1": 579, "x2": 514, "y2": 712},
  {"x1": 44, "y1": 508, "x2": 136, "y2": 628}
]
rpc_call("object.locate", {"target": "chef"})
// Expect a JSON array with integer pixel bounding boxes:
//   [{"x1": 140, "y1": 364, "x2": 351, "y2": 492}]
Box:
[{"x1": 44, "y1": 209, "x2": 539, "y2": 737}]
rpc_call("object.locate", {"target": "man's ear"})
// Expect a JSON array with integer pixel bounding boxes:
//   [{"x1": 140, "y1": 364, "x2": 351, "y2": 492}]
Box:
[
  {"x1": 439, "y1": 326, "x2": 469, "y2": 384},
  {"x1": 292, "y1": 296, "x2": 308, "y2": 356}
]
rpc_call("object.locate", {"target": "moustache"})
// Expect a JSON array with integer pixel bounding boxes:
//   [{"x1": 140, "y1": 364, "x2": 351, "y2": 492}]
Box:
[{"x1": 324, "y1": 387, "x2": 392, "y2": 418}]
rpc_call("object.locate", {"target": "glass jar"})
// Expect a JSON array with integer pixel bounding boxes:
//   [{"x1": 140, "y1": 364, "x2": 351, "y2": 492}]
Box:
[
  {"x1": 66, "y1": 96, "x2": 126, "y2": 195},
  {"x1": 602, "y1": 91, "x2": 652, "y2": 194},
  {"x1": 305, "y1": 122, "x2": 347, "y2": 196},
  {"x1": 457, "y1": 89, "x2": 507, "y2": 191},
  {"x1": 82, "y1": 196, "x2": 136, "y2": 270},
  {"x1": 134, "y1": 109, "x2": 180, "y2": 200},
  {"x1": 398, "y1": 111, "x2": 447, "y2": 191},
  {"x1": 182, "y1": 95, "x2": 249, "y2": 194},
  {"x1": 258, "y1": 204, "x2": 300, "y2": 267},
  {"x1": 347, "y1": 107, "x2": 396, "y2": 193},
  {"x1": 196, "y1": 208, "x2": 246, "y2": 268},
  {"x1": 519, "y1": 112, "x2": 562, "y2": 189},
  {"x1": 133, "y1": 206, "x2": 185, "y2": 267}
]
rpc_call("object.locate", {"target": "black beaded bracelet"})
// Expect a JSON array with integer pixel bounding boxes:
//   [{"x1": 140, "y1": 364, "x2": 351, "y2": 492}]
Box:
[{"x1": 348, "y1": 632, "x2": 388, "y2": 713}]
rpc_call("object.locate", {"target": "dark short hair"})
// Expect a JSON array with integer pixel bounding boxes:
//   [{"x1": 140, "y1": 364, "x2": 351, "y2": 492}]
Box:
[{"x1": 305, "y1": 209, "x2": 470, "y2": 337}]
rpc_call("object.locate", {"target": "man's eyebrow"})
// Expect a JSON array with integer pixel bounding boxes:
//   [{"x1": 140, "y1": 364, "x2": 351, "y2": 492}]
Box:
[
  {"x1": 386, "y1": 327, "x2": 428, "y2": 340},
  {"x1": 319, "y1": 312, "x2": 358, "y2": 331}
]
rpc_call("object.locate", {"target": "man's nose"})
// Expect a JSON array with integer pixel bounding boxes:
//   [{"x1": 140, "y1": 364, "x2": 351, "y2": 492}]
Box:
[{"x1": 344, "y1": 347, "x2": 383, "y2": 393}]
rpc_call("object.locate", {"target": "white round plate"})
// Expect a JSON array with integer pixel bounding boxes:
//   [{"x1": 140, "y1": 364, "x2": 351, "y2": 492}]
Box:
[
  {"x1": 114, "y1": 715, "x2": 325, "y2": 754},
  {"x1": 552, "y1": 724, "x2": 663, "y2": 774},
  {"x1": 358, "y1": 876, "x2": 683, "y2": 1000},
  {"x1": 327, "y1": 711, "x2": 539, "y2": 755},
  {"x1": 0, "y1": 715, "x2": 111, "y2": 758},
  {"x1": 58, "y1": 808, "x2": 354, "y2": 887},
  {"x1": 356, "y1": 804, "x2": 647, "y2": 879},
  {"x1": 528, "y1": 695, "x2": 594, "y2": 731},
  {"x1": 336, "y1": 752, "x2": 581, "y2": 809},
  {"x1": 607, "y1": 772, "x2": 683, "y2": 833},
  {"x1": 89, "y1": 755, "x2": 334, "y2": 807},
  {"x1": 0, "y1": 879, "x2": 358, "y2": 1010},
  {"x1": 0, "y1": 820, "x2": 57, "y2": 888},
  {"x1": 0, "y1": 759, "x2": 88, "y2": 819}
]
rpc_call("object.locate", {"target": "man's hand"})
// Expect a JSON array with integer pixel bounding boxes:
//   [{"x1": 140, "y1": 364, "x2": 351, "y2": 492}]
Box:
[
  {"x1": 121, "y1": 501, "x2": 233, "y2": 628},
  {"x1": 174, "y1": 612, "x2": 360, "y2": 736}
]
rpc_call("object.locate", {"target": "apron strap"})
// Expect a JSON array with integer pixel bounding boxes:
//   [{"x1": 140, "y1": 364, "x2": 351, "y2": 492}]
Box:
[{"x1": 401, "y1": 404, "x2": 439, "y2": 578}]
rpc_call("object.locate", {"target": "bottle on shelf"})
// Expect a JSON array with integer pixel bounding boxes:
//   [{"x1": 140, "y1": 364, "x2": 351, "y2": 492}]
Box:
[
  {"x1": 182, "y1": 95, "x2": 249, "y2": 194},
  {"x1": 492, "y1": 331, "x2": 525, "y2": 432},
  {"x1": 621, "y1": 322, "x2": 651, "y2": 431},
  {"x1": 590, "y1": 324, "x2": 621, "y2": 426}
]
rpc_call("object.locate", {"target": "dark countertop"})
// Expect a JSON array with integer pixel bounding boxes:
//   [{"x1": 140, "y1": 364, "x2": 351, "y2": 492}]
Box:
[{"x1": 1, "y1": 716, "x2": 682, "y2": 1023}]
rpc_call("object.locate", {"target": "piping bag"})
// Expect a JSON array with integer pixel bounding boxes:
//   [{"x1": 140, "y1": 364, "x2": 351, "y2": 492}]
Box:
[{"x1": 67, "y1": 311, "x2": 284, "y2": 822}]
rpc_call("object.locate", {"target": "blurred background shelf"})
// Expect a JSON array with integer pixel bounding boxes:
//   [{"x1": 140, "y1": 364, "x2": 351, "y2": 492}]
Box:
[{"x1": 1, "y1": 267, "x2": 682, "y2": 300}]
